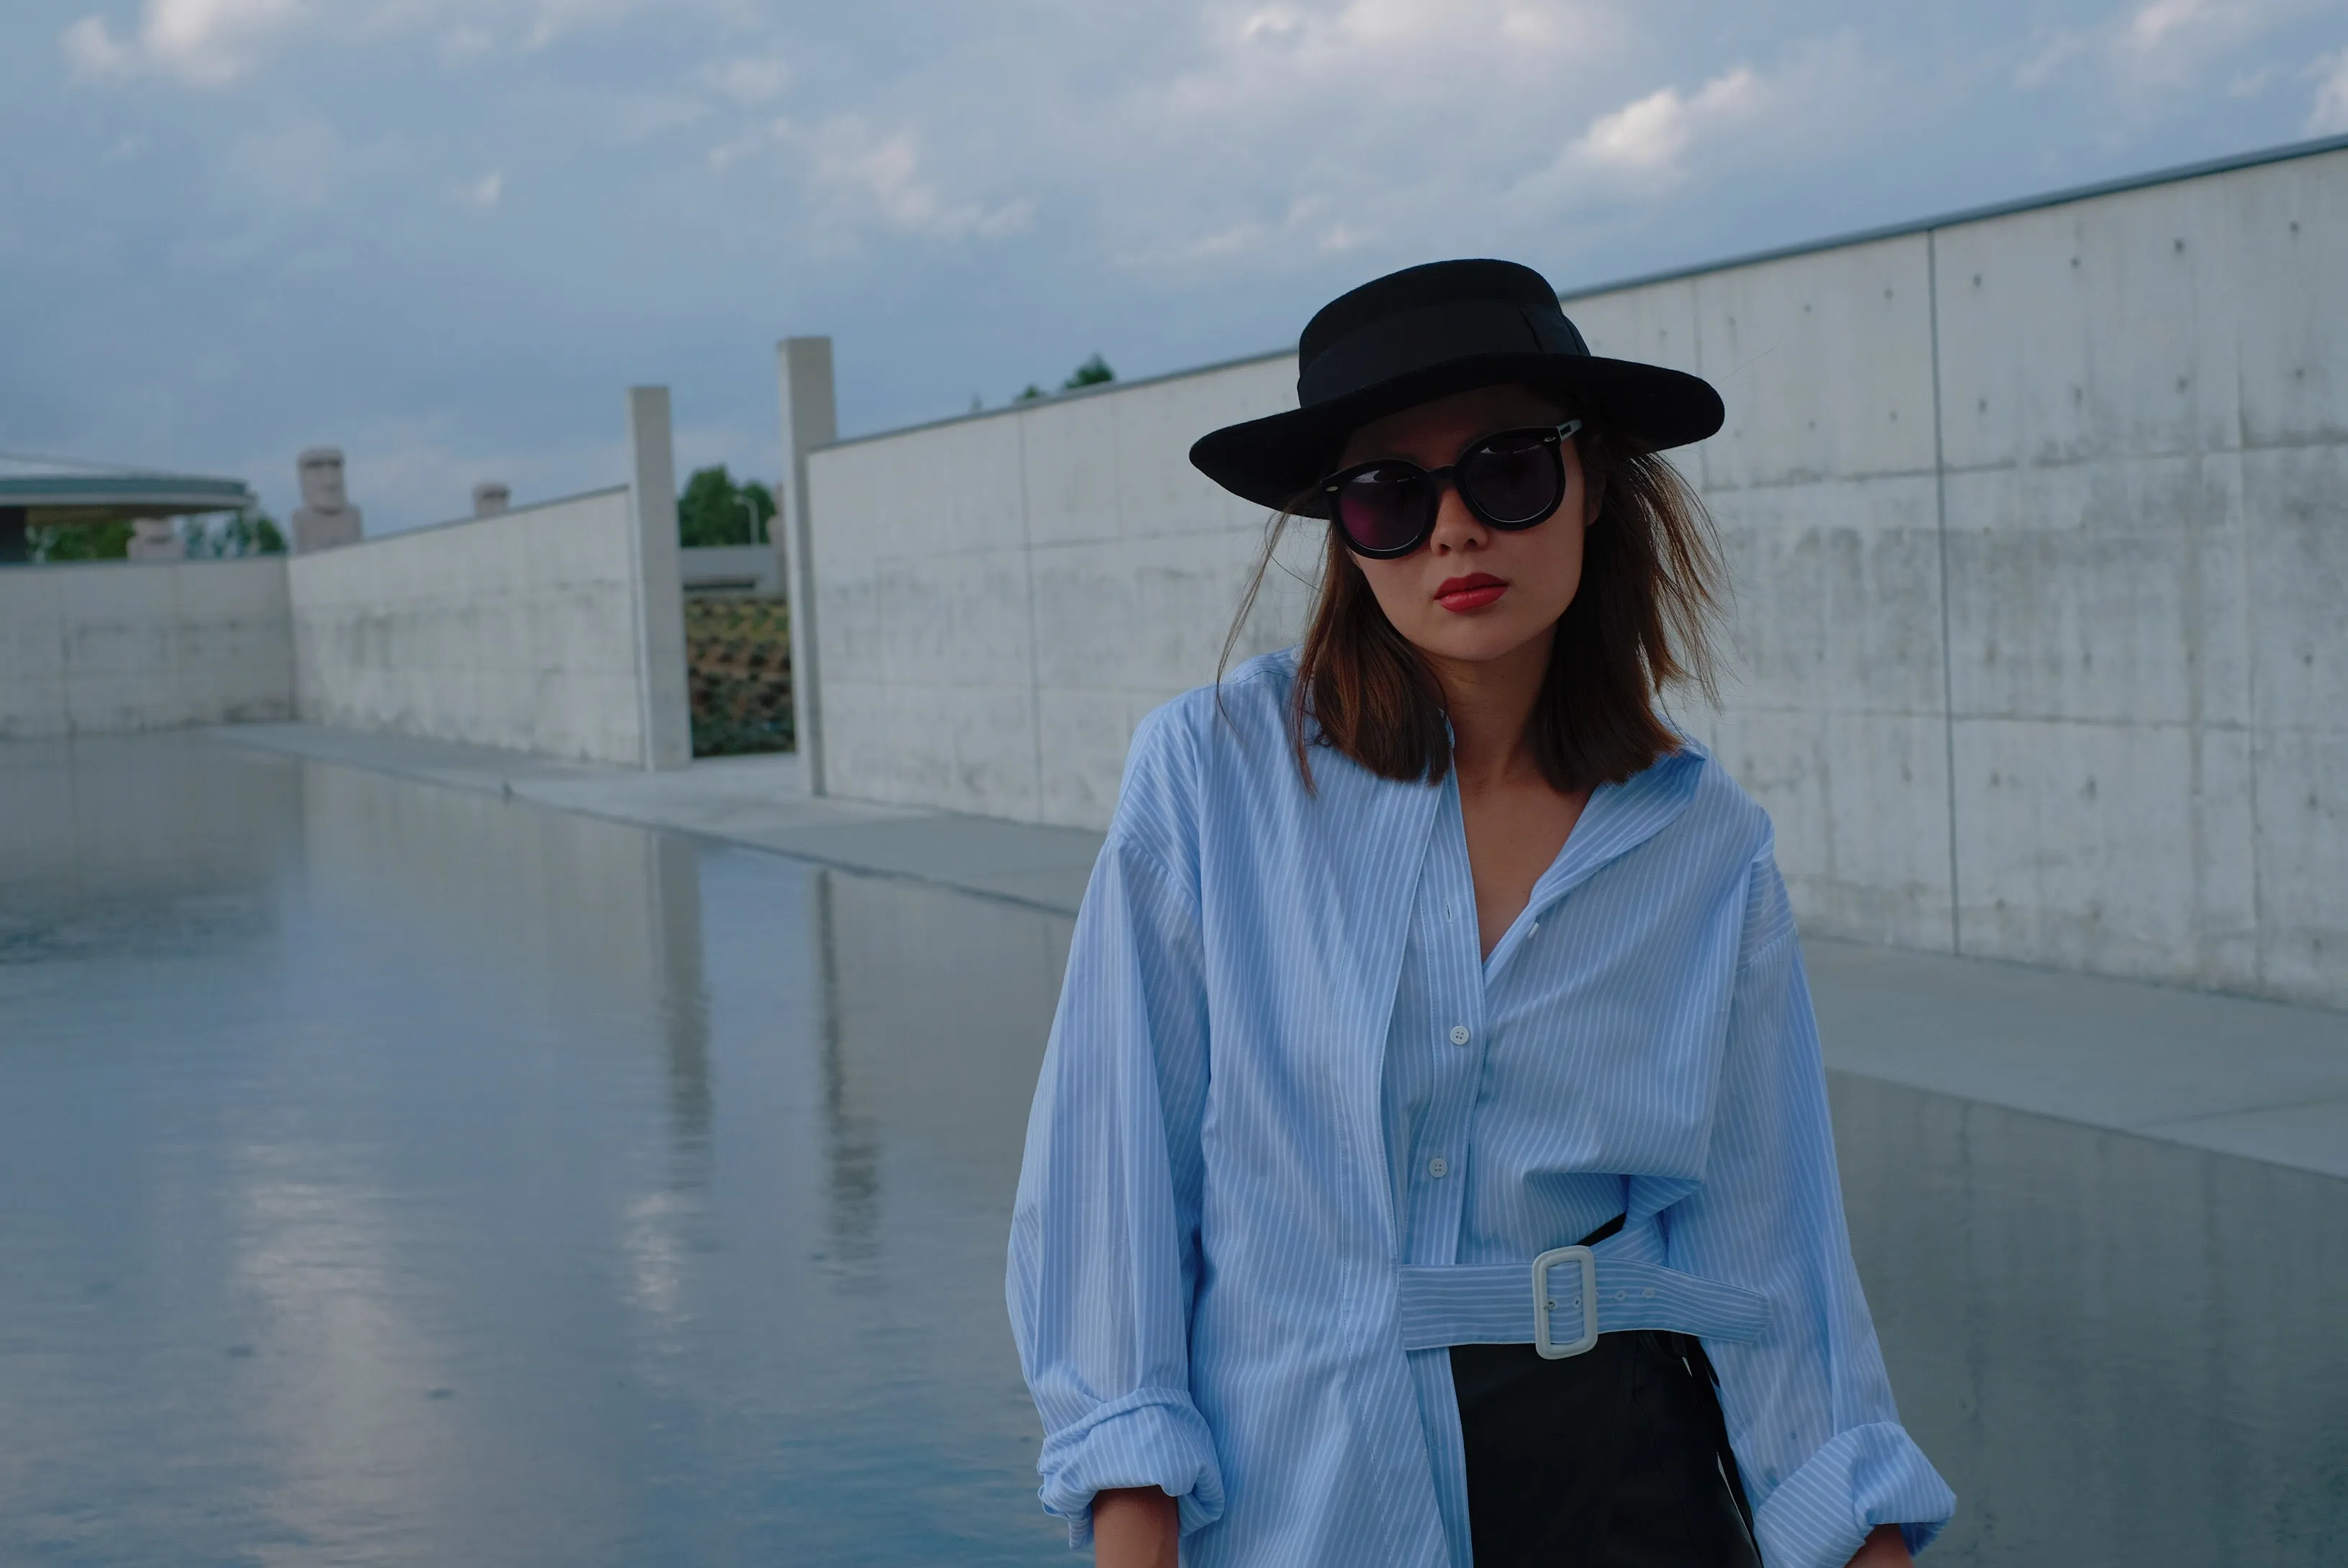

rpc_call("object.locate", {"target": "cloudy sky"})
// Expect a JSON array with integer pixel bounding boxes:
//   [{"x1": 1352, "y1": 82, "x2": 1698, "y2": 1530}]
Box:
[{"x1": 4, "y1": 0, "x2": 2345, "y2": 532}]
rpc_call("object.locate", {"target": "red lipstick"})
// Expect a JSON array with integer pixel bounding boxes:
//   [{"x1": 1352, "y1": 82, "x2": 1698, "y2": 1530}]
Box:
[{"x1": 1434, "y1": 573, "x2": 1509, "y2": 613}]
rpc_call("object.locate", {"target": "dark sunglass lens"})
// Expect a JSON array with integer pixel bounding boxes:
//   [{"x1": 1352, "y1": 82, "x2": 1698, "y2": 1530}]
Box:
[
  {"x1": 1334, "y1": 464, "x2": 1432, "y2": 554},
  {"x1": 1460, "y1": 432, "x2": 1561, "y2": 527}
]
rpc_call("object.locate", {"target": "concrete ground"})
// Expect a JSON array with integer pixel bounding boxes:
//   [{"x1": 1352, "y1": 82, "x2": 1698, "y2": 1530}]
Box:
[{"x1": 213, "y1": 721, "x2": 2348, "y2": 1182}]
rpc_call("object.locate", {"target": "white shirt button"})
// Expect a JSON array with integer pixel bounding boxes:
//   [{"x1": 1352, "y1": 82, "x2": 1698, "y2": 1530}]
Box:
[
  {"x1": 1447, "y1": 1024, "x2": 1470, "y2": 1046},
  {"x1": 1427, "y1": 1157, "x2": 1449, "y2": 1178}
]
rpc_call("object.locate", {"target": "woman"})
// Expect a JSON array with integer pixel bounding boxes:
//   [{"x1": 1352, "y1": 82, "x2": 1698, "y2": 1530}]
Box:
[{"x1": 1007, "y1": 260, "x2": 1953, "y2": 1568}]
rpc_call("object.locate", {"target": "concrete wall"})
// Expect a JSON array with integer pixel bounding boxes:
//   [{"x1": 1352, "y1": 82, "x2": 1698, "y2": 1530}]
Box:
[
  {"x1": 289, "y1": 387, "x2": 692, "y2": 770},
  {"x1": 800, "y1": 142, "x2": 2348, "y2": 1008},
  {"x1": 805, "y1": 352, "x2": 1316, "y2": 826},
  {"x1": 292, "y1": 487, "x2": 663, "y2": 766},
  {"x1": 0, "y1": 557, "x2": 292, "y2": 739}
]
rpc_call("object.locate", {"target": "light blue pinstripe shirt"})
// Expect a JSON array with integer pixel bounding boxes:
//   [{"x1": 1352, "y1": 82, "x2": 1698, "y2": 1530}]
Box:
[{"x1": 1009, "y1": 652, "x2": 1954, "y2": 1567}]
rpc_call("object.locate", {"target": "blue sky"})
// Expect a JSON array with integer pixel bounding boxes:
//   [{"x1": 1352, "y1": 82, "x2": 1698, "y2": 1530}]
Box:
[{"x1": 4, "y1": 0, "x2": 2345, "y2": 532}]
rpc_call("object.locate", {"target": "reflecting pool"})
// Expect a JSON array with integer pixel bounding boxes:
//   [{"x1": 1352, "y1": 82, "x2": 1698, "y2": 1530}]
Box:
[{"x1": 1, "y1": 733, "x2": 2341, "y2": 1567}]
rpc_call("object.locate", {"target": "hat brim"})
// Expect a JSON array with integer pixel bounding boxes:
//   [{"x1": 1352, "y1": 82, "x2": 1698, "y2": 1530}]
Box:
[{"x1": 1189, "y1": 352, "x2": 1723, "y2": 515}]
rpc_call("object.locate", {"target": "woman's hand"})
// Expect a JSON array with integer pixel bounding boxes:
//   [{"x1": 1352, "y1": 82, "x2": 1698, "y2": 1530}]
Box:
[
  {"x1": 1847, "y1": 1523, "x2": 1913, "y2": 1565},
  {"x1": 1093, "y1": 1487, "x2": 1178, "y2": 1568}
]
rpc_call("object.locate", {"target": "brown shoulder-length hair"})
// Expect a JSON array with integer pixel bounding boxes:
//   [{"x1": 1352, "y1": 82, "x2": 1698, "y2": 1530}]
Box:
[{"x1": 1221, "y1": 425, "x2": 1724, "y2": 794}]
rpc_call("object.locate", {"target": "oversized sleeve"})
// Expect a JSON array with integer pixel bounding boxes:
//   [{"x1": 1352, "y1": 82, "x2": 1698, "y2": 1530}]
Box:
[
  {"x1": 1006, "y1": 711, "x2": 1221, "y2": 1549},
  {"x1": 1663, "y1": 850, "x2": 1956, "y2": 1567}
]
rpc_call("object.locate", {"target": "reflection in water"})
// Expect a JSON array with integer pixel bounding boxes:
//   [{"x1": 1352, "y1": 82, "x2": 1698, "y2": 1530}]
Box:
[
  {"x1": 655, "y1": 833, "x2": 712, "y2": 1175},
  {"x1": 0, "y1": 732, "x2": 2340, "y2": 1567},
  {"x1": 1836, "y1": 1074, "x2": 2348, "y2": 1567},
  {"x1": 814, "y1": 870, "x2": 883, "y2": 1264}
]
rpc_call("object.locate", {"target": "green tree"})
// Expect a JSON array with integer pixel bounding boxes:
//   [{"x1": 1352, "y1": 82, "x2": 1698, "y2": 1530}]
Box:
[
  {"x1": 184, "y1": 509, "x2": 286, "y2": 557},
  {"x1": 1062, "y1": 353, "x2": 1114, "y2": 390},
  {"x1": 678, "y1": 465, "x2": 778, "y2": 547},
  {"x1": 27, "y1": 521, "x2": 132, "y2": 561},
  {"x1": 1013, "y1": 355, "x2": 1115, "y2": 406}
]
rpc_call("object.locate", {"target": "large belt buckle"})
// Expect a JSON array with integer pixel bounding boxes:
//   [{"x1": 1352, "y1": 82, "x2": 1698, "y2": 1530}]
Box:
[{"x1": 1532, "y1": 1245, "x2": 1599, "y2": 1360}]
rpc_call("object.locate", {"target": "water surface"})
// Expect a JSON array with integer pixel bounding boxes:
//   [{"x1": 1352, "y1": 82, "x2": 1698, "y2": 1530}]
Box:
[{"x1": 1, "y1": 733, "x2": 2339, "y2": 1565}]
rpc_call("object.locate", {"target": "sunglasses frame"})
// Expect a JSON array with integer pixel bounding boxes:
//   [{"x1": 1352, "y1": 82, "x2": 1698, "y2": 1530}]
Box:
[{"x1": 1316, "y1": 419, "x2": 1585, "y2": 560}]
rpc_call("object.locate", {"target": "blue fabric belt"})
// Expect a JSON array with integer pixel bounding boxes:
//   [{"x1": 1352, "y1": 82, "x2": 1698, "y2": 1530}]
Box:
[{"x1": 1395, "y1": 1257, "x2": 1770, "y2": 1351}]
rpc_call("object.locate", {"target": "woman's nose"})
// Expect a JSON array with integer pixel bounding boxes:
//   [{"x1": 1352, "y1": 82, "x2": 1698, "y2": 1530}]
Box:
[{"x1": 1425, "y1": 482, "x2": 1486, "y2": 552}]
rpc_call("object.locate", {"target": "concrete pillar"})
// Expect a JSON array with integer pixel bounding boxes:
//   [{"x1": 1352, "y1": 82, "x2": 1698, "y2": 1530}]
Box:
[
  {"x1": 775, "y1": 337, "x2": 838, "y2": 793},
  {"x1": 626, "y1": 386, "x2": 693, "y2": 770}
]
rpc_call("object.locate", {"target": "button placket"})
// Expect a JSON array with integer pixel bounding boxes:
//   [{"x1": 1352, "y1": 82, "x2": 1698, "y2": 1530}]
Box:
[
  {"x1": 1399, "y1": 781, "x2": 1483, "y2": 1265},
  {"x1": 1421, "y1": 783, "x2": 1487, "y2": 1264}
]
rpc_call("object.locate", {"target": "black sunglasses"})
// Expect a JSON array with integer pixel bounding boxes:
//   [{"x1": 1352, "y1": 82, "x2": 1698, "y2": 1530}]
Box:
[{"x1": 1316, "y1": 419, "x2": 1583, "y2": 560}]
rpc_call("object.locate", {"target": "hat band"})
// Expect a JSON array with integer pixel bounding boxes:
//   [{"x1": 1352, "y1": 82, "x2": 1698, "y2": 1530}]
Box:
[{"x1": 1298, "y1": 299, "x2": 1587, "y2": 406}]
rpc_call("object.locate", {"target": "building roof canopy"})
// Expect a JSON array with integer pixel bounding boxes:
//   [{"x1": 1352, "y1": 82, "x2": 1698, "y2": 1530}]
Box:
[{"x1": 0, "y1": 470, "x2": 255, "y2": 527}]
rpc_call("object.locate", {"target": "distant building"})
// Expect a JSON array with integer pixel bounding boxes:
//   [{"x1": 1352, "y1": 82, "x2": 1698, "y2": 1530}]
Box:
[{"x1": 0, "y1": 457, "x2": 253, "y2": 563}]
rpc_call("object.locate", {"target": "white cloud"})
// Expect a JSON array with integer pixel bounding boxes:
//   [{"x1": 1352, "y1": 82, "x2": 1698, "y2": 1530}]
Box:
[
  {"x1": 61, "y1": 16, "x2": 134, "y2": 78},
  {"x1": 1570, "y1": 67, "x2": 1765, "y2": 178},
  {"x1": 522, "y1": 0, "x2": 647, "y2": 50},
  {"x1": 2311, "y1": 50, "x2": 2348, "y2": 134},
  {"x1": 2127, "y1": 0, "x2": 2206, "y2": 50},
  {"x1": 2019, "y1": 0, "x2": 2328, "y2": 92},
  {"x1": 62, "y1": 0, "x2": 308, "y2": 87},
  {"x1": 437, "y1": 23, "x2": 492, "y2": 64},
  {"x1": 455, "y1": 170, "x2": 503, "y2": 208},
  {"x1": 227, "y1": 117, "x2": 346, "y2": 207},
  {"x1": 706, "y1": 54, "x2": 789, "y2": 105},
  {"x1": 719, "y1": 114, "x2": 1033, "y2": 240}
]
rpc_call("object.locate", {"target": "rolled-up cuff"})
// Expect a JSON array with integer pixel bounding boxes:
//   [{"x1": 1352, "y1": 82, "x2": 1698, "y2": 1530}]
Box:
[
  {"x1": 1037, "y1": 1387, "x2": 1225, "y2": 1549},
  {"x1": 1752, "y1": 1421, "x2": 1955, "y2": 1567}
]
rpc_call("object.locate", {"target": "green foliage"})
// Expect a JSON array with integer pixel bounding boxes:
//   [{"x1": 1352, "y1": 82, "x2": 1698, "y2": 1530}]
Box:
[
  {"x1": 185, "y1": 509, "x2": 286, "y2": 557},
  {"x1": 27, "y1": 521, "x2": 132, "y2": 561},
  {"x1": 1013, "y1": 356, "x2": 1115, "y2": 406},
  {"x1": 686, "y1": 596, "x2": 793, "y2": 756},
  {"x1": 1062, "y1": 353, "x2": 1115, "y2": 390},
  {"x1": 678, "y1": 465, "x2": 778, "y2": 547}
]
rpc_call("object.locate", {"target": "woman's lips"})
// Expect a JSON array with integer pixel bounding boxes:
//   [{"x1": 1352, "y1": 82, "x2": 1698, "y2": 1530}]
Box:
[{"x1": 1434, "y1": 573, "x2": 1509, "y2": 613}]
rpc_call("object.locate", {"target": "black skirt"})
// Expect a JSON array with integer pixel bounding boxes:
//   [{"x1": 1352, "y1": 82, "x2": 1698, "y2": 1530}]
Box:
[{"x1": 1451, "y1": 1331, "x2": 1762, "y2": 1568}]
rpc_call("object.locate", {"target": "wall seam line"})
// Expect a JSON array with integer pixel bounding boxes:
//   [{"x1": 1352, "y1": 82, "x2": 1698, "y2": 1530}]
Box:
[
  {"x1": 1019, "y1": 419, "x2": 1045, "y2": 823},
  {"x1": 1926, "y1": 228, "x2": 1963, "y2": 956}
]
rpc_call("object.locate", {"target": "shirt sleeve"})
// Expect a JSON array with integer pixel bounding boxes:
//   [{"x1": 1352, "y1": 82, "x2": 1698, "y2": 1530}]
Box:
[
  {"x1": 1662, "y1": 852, "x2": 1956, "y2": 1568},
  {"x1": 1006, "y1": 721, "x2": 1221, "y2": 1548}
]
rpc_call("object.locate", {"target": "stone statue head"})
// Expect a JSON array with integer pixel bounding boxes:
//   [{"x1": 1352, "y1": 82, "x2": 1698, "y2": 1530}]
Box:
[
  {"x1": 472, "y1": 480, "x2": 511, "y2": 517},
  {"x1": 297, "y1": 447, "x2": 348, "y2": 511}
]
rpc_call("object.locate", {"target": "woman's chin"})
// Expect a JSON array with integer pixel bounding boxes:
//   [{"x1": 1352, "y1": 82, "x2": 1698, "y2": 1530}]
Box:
[{"x1": 1400, "y1": 613, "x2": 1555, "y2": 668}]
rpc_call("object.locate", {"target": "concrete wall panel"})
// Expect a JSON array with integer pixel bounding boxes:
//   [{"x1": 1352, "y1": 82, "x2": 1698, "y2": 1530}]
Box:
[
  {"x1": 2229, "y1": 160, "x2": 2348, "y2": 447},
  {"x1": 2254, "y1": 729, "x2": 2348, "y2": 1000},
  {"x1": 1941, "y1": 456, "x2": 2252, "y2": 728},
  {"x1": 1693, "y1": 236, "x2": 1938, "y2": 488},
  {"x1": 1565, "y1": 280, "x2": 1703, "y2": 375},
  {"x1": 0, "y1": 559, "x2": 293, "y2": 739},
  {"x1": 1707, "y1": 707, "x2": 1955, "y2": 949},
  {"x1": 1934, "y1": 187, "x2": 2235, "y2": 470},
  {"x1": 822, "y1": 675, "x2": 1039, "y2": 821},
  {"x1": 2242, "y1": 445, "x2": 2348, "y2": 732},
  {"x1": 1019, "y1": 390, "x2": 1125, "y2": 547},
  {"x1": 290, "y1": 488, "x2": 660, "y2": 767},
  {"x1": 806, "y1": 352, "x2": 1306, "y2": 829},
  {"x1": 1709, "y1": 475, "x2": 1947, "y2": 714},
  {"x1": 1952, "y1": 716, "x2": 2259, "y2": 989},
  {"x1": 801, "y1": 145, "x2": 2348, "y2": 1004}
]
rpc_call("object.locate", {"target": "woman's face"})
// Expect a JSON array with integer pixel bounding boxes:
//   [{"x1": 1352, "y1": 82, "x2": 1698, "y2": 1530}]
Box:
[{"x1": 1337, "y1": 385, "x2": 1599, "y2": 670}]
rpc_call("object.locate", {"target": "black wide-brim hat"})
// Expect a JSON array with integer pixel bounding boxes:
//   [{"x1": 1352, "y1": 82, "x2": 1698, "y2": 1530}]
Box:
[{"x1": 1191, "y1": 258, "x2": 1723, "y2": 514}]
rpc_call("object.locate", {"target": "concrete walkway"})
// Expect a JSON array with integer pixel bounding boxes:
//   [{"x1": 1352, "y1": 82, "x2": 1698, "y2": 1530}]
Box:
[
  {"x1": 214, "y1": 722, "x2": 1107, "y2": 911},
  {"x1": 211, "y1": 722, "x2": 2347, "y2": 1182}
]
